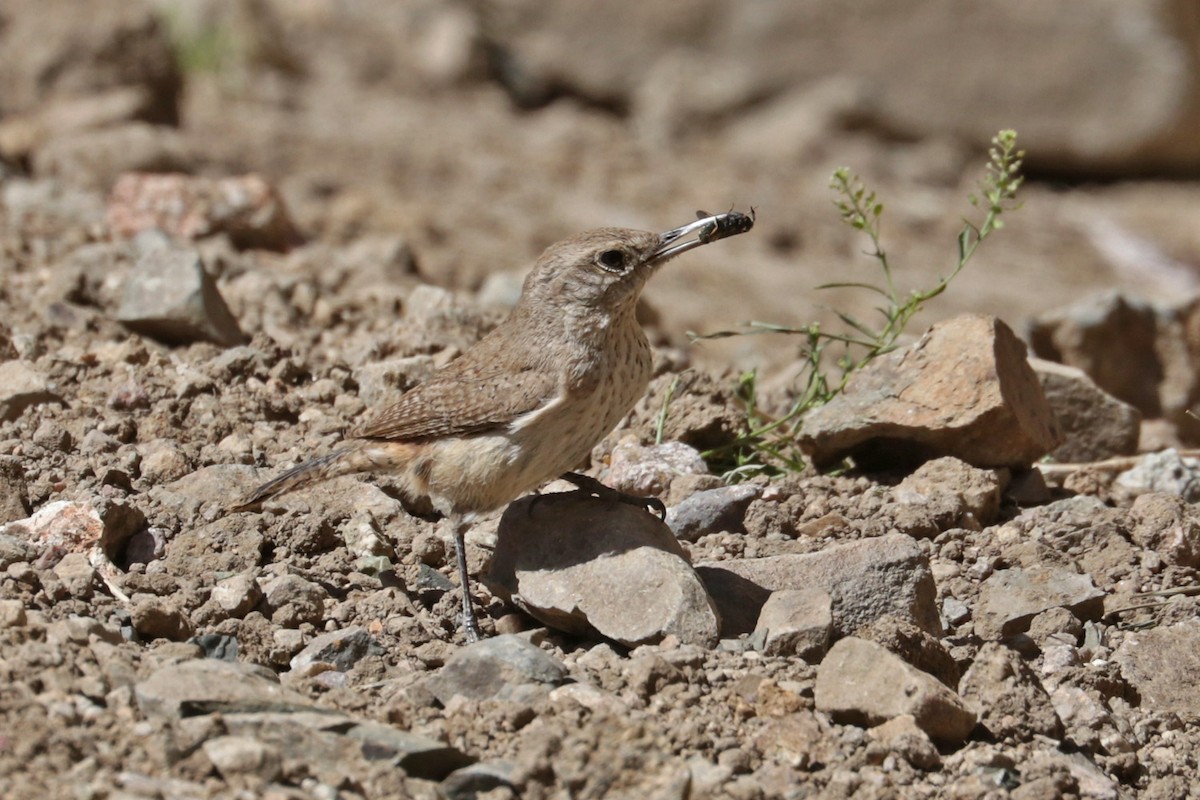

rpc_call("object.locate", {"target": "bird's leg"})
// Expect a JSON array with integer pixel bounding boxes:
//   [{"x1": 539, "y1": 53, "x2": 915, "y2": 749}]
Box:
[
  {"x1": 448, "y1": 513, "x2": 482, "y2": 643},
  {"x1": 559, "y1": 471, "x2": 667, "y2": 520}
]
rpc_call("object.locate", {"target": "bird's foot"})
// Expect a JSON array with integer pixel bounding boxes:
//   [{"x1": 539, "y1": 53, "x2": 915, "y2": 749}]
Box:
[
  {"x1": 461, "y1": 608, "x2": 482, "y2": 644},
  {"x1": 559, "y1": 472, "x2": 667, "y2": 520}
]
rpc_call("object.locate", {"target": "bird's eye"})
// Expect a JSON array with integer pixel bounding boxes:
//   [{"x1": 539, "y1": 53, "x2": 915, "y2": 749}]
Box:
[{"x1": 596, "y1": 249, "x2": 626, "y2": 271}]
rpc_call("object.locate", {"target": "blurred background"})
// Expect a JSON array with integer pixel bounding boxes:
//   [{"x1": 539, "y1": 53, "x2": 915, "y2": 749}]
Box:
[{"x1": 2, "y1": 0, "x2": 1199, "y2": 380}]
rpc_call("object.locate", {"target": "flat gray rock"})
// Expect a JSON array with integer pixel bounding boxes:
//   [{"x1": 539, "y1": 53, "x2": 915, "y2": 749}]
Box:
[
  {"x1": 489, "y1": 493, "x2": 720, "y2": 647},
  {"x1": 135, "y1": 659, "x2": 314, "y2": 721},
  {"x1": 424, "y1": 635, "x2": 568, "y2": 706},
  {"x1": 698, "y1": 532, "x2": 941, "y2": 638},
  {"x1": 667, "y1": 483, "x2": 762, "y2": 542},
  {"x1": 815, "y1": 637, "x2": 976, "y2": 745},
  {"x1": 117, "y1": 247, "x2": 245, "y2": 347},
  {"x1": 441, "y1": 760, "x2": 519, "y2": 800},
  {"x1": 343, "y1": 720, "x2": 475, "y2": 777},
  {"x1": 289, "y1": 626, "x2": 383, "y2": 674},
  {"x1": 138, "y1": 659, "x2": 472, "y2": 781},
  {"x1": 974, "y1": 566, "x2": 1105, "y2": 640}
]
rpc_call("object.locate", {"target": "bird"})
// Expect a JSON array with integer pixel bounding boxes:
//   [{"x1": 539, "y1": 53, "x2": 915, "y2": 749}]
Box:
[{"x1": 233, "y1": 209, "x2": 755, "y2": 641}]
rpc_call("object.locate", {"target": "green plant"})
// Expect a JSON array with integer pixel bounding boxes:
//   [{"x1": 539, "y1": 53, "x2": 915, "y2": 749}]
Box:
[
  {"x1": 696, "y1": 130, "x2": 1025, "y2": 480},
  {"x1": 159, "y1": 7, "x2": 236, "y2": 76}
]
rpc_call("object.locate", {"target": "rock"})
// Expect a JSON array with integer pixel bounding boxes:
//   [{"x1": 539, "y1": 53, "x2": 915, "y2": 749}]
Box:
[
  {"x1": 160, "y1": 518, "x2": 265, "y2": 577},
  {"x1": 667, "y1": 483, "x2": 762, "y2": 542},
  {"x1": 1031, "y1": 359, "x2": 1141, "y2": 462},
  {"x1": 1047, "y1": 684, "x2": 1115, "y2": 743},
  {"x1": 52, "y1": 551, "x2": 96, "y2": 597},
  {"x1": 272, "y1": 629, "x2": 305, "y2": 661},
  {"x1": 0, "y1": 598, "x2": 27, "y2": 628},
  {"x1": 236, "y1": 709, "x2": 473, "y2": 782},
  {"x1": 210, "y1": 573, "x2": 263, "y2": 618},
  {"x1": 202, "y1": 736, "x2": 282, "y2": 783},
  {"x1": 942, "y1": 597, "x2": 970, "y2": 628},
  {"x1": 46, "y1": 615, "x2": 121, "y2": 646},
  {"x1": 890, "y1": 457, "x2": 1005, "y2": 534},
  {"x1": 192, "y1": 634, "x2": 239, "y2": 662},
  {"x1": 0, "y1": 0, "x2": 180, "y2": 124},
  {"x1": 0, "y1": 536, "x2": 35, "y2": 570},
  {"x1": 854, "y1": 615, "x2": 960, "y2": 688},
  {"x1": 814, "y1": 637, "x2": 976, "y2": 745},
  {"x1": 116, "y1": 247, "x2": 246, "y2": 347},
  {"x1": 441, "y1": 760, "x2": 519, "y2": 800},
  {"x1": 799, "y1": 315, "x2": 1060, "y2": 469},
  {"x1": 1060, "y1": 753, "x2": 1122, "y2": 800},
  {"x1": 1128, "y1": 493, "x2": 1200, "y2": 568},
  {"x1": 751, "y1": 710, "x2": 827, "y2": 771},
  {"x1": 753, "y1": 588, "x2": 832, "y2": 662},
  {"x1": 1113, "y1": 621, "x2": 1200, "y2": 716},
  {"x1": 549, "y1": 683, "x2": 629, "y2": 717},
  {"x1": 606, "y1": 438, "x2": 710, "y2": 498},
  {"x1": 106, "y1": 173, "x2": 302, "y2": 252},
  {"x1": 1029, "y1": 291, "x2": 1163, "y2": 417},
  {"x1": 137, "y1": 658, "x2": 473, "y2": 779},
  {"x1": 488, "y1": 0, "x2": 1200, "y2": 173},
  {"x1": 697, "y1": 533, "x2": 941, "y2": 638},
  {"x1": 341, "y1": 720, "x2": 474, "y2": 778},
  {"x1": 974, "y1": 566, "x2": 1105, "y2": 640},
  {"x1": 135, "y1": 659, "x2": 312, "y2": 722},
  {"x1": 1113, "y1": 449, "x2": 1200, "y2": 503},
  {"x1": 289, "y1": 627, "x2": 383, "y2": 675},
  {"x1": 137, "y1": 440, "x2": 192, "y2": 484},
  {"x1": 867, "y1": 715, "x2": 941, "y2": 771},
  {"x1": 0, "y1": 361, "x2": 62, "y2": 421},
  {"x1": 1027, "y1": 607, "x2": 1083, "y2": 650},
  {"x1": 131, "y1": 595, "x2": 194, "y2": 641},
  {"x1": 489, "y1": 493, "x2": 720, "y2": 648},
  {"x1": 32, "y1": 123, "x2": 193, "y2": 190},
  {"x1": 262, "y1": 574, "x2": 327, "y2": 628},
  {"x1": 423, "y1": 635, "x2": 568, "y2": 705},
  {"x1": 0, "y1": 86, "x2": 154, "y2": 162},
  {"x1": 1, "y1": 500, "x2": 103, "y2": 559},
  {"x1": 958, "y1": 643, "x2": 1063, "y2": 742}
]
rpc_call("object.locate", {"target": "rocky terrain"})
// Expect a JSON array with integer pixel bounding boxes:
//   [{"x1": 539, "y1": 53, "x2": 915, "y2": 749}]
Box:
[{"x1": 2, "y1": 2, "x2": 1200, "y2": 799}]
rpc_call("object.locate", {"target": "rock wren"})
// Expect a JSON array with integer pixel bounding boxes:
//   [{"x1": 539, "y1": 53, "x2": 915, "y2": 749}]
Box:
[{"x1": 235, "y1": 210, "x2": 755, "y2": 640}]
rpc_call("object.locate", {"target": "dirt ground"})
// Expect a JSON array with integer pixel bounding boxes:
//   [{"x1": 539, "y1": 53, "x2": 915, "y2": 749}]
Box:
[{"x1": 2, "y1": 2, "x2": 1200, "y2": 799}]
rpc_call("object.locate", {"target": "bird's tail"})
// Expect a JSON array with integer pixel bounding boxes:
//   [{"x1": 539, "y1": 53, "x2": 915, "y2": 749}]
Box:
[{"x1": 228, "y1": 445, "x2": 362, "y2": 511}]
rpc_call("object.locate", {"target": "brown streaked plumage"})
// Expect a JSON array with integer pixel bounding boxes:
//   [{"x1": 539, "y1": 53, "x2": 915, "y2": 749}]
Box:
[{"x1": 233, "y1": 211, "x2": 755, "y2": 641}]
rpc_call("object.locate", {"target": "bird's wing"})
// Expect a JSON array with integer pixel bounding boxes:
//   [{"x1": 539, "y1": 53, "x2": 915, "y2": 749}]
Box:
[{"x1": 348, "y1": 352, "x2": 561, "y2": 442}]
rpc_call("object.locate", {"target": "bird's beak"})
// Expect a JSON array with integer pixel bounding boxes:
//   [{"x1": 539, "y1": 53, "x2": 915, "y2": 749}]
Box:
[{"x1": 652, "y1": 209, "x2": 755, "y2": 263}]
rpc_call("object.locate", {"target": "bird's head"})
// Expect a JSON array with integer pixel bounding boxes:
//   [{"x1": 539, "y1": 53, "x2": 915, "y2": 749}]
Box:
[{"x1": 516, "y1": 211, "x2": 754, "y2": 319}]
